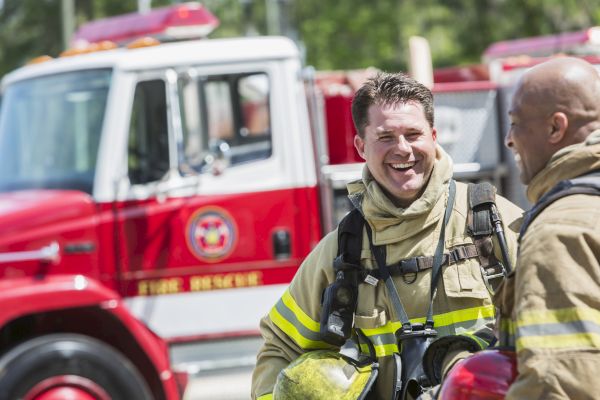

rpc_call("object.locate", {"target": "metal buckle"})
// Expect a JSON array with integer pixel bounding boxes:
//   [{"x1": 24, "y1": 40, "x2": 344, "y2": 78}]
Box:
[
  {"x1": 450, "y1": 247, "x2": 464, "y2": 264},
  {"x1": 400, "y1": 258, "x2": 419, "y2": 284},
  {"x1": 481, "y1": 263, "x2": 506, "y2": 294}
]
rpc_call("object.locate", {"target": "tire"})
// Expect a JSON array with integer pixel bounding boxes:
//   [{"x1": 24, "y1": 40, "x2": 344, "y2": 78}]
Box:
[{"x1": 0, "y1": 333, "x2": 153, "y2": 400}]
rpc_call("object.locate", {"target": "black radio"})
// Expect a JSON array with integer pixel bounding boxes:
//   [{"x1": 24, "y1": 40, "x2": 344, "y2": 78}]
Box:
[{"x1": 319, "y1": 255, "x2": 360, "y2": 346}]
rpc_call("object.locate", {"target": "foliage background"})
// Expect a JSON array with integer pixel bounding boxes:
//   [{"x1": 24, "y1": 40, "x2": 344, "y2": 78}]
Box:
[{"x1": 1, "y1": 0, "x2": 599, "y2": 78}]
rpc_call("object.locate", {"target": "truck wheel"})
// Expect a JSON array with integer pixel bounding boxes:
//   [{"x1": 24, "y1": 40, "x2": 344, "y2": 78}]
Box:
[{"x1": 0, "y1": 333, "x2": 153, "y2": 400}]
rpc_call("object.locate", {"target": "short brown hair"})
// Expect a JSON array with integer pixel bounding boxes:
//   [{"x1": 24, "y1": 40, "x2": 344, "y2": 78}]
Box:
[{"x1": 351, "y1": 72, "x2": 434, "y2": 137}]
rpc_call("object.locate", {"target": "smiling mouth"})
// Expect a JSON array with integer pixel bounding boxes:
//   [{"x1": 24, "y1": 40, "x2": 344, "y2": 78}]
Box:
[
  {"x1": 513, "y1": 153, "x2": 522, "y2": 165},
  {"x1": 390, "y1": 161, "x2": 416, "y2": 171}
]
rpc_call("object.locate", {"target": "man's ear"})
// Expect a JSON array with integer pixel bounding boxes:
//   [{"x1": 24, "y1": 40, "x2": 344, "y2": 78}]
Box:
[
  {"x1": 354, "y1": 135, "x2": 366, "y2": 160},
  {"x1": 548, "y1": 112, "x2": 568, "y2": 144}
]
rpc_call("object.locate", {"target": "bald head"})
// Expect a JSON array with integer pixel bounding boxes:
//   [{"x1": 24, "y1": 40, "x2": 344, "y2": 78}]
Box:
[
  {"x1": 517, "y1": 57, "x2": 600, "y2": 139},
  {"x1": 506, "y1": 57, "x2": 600, "y2": 183}
]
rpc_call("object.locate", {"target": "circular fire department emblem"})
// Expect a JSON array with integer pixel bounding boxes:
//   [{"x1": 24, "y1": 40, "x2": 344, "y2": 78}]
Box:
[{"x1": 186, "y1": 207, "x2": 237, "y2": 262}]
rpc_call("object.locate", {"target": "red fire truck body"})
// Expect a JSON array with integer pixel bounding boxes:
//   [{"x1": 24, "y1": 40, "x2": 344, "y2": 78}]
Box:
[{"x1": 2, "y1": 2, "x2": 599, "y2": 398}]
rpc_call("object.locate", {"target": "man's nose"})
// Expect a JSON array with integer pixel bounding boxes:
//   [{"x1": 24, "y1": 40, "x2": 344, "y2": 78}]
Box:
[
  {"x1": 504, "y1": 129, "x2": 514, "y2": 149},
  {"x1": 395, "y1": 135, "x2": 411, "y2": 153}
]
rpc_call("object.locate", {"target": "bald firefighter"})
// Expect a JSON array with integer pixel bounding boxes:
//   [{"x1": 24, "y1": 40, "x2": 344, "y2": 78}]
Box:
[
  {"x1": 252, "y1": 72, "x2": 522, "y2": 400},
  {"x1": 497, "y1": 57, "x2": 600, "y2": 399}
]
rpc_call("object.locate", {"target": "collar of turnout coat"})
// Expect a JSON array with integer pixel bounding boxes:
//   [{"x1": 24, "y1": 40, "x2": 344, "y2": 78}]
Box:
[
  {"x1": 346, "y1": 145, "x2": 453, "y2": 246},
  {"x1": 527, "y1": 129, "x2": 600, "y2": 204}
]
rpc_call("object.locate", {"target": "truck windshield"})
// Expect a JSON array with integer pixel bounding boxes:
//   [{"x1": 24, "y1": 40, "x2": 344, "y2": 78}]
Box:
[{"x1": 0, "y1": 69, "x2": 111, "y2": 194}]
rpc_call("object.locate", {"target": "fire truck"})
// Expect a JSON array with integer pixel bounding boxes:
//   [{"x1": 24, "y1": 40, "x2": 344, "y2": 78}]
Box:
[{"x1": 1, "y1": 1, "x2": 599, "y2": 397}]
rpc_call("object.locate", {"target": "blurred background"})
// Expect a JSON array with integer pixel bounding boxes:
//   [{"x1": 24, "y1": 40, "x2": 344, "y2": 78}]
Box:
[
  {"x1": 2, "y1": 1, "x2": 600, "y2": 400},
  {"x1": 2, "y1": 0, "x2": 600, "y2": 78}
]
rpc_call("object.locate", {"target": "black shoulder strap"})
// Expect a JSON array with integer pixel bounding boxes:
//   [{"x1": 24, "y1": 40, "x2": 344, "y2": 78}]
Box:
[
  {"x1": 337, "y1": 208, "x2": 364, "y2": 264},
  {"x1": 468, "y1": 181, "x2": 513, "y2": 279},
  {"x1": 520, "y1": 170, "x2": 600, "y2": 238},
  {"x1": 467, "y1": 182, "x2": 498, "y2": 264},
  {"x1": 319, "y1": 208, "x2": 365, "y2": 346}
]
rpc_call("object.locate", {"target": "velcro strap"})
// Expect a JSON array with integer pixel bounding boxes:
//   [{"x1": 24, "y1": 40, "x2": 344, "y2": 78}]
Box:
[
  {"x1": 468, "y1": 182, "x2": 496, "y2": 208},
  {"x1": 363, "y1": 244, "x2": 479, "y2": 280},
  {"x1": 468, "y1": 183, "x2": 495, "y2": 237},
  {"x1": 471, "y1": 207, "x2": 493, "y2": 236}
]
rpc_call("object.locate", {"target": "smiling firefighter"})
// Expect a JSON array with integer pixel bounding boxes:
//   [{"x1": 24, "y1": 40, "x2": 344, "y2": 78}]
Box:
[{"x1": 251, "y1": 72, "x2": 523, "y2": 400}]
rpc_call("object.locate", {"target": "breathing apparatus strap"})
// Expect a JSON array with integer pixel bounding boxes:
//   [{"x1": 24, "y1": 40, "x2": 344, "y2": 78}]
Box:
[
  {"x1": 365, "y1": 180, "x2": 456, "y2": 333},
  {"x1": 467, "y1": 182, "x2": 512, "y2": 288},
  {"x1": 520, "y1": 170, "x2": 600, "y2": 238},
  {"x1": 425, "y1": 179, "x2": 456, "y2": 329},
  {"x1": 366, "y1": 225, "x2": 412, "y2": 332}
]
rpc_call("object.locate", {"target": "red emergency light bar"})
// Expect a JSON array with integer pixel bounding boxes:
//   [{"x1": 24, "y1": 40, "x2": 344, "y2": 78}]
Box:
[
  {"x1": 484, "y1": 27, "x2": 600, "y2": 62},
  {"x1": 73, "y1": 2, "x2": 219, "y2": 45}
]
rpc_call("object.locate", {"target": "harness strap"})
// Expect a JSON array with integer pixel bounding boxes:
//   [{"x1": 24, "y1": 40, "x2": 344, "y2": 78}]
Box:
[
  {"x1": 467, "y1": 182, "x2": 507, "y2": 291},
  {"x1": 520, "y1": 170, "x2": 600, "y2": 238},
  {"x1": 366, "y1": 224, "x2": 412, "y2": 332},
  {"x1": 468, "y1": 182, "x2": 495, "y2": 236},
  {"x1": 337, "y1": 208, "x2": 364, "y2": 264},
  {"x1": 365, "y1": 180, "x2": 457, "y2": 333},
  {"x1": 361, "y1": 244, "x2": 478, "y2": 281},
  {"x1": 426, "y1": 179, "x2": 456, "y2": 329}
]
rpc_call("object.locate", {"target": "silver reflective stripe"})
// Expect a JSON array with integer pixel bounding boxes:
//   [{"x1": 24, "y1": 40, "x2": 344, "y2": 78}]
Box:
[
  {"x1": 274, "y1": 299, "x2": 323, "y2": 342},
  {"x1": 518, "y1": 319, "x2": 600, "y2": 338}
]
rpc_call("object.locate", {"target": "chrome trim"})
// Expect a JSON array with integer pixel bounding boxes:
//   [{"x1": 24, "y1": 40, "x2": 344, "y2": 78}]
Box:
[{"x1": 0, "y1": 242, "x2": 60, "y2": 264}]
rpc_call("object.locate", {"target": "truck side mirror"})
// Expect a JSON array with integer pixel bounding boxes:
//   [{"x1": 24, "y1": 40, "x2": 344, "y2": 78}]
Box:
[
  {"x1": 155, "y1": 168, "x2": 200, "y2": 202},
  {"x1": 202, "y1": 139, "x2": 231, "y2": 176}
]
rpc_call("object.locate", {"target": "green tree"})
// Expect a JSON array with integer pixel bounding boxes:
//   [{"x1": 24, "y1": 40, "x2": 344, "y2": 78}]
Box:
[
  {"x1": 2, "y1": 0, "x2": 600, "y2": 78},
  {"x1": 0, "y1": 0, "x2": 62, "y2": 77}
]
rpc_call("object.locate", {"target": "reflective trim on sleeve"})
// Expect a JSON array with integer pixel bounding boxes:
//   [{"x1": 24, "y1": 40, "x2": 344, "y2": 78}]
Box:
[
  {"x1": 360, "y1": 342, "x2": 398, "y2": 357},
  {"x1": 498, "y1": 317, "x2": 516, "y2": 347},
  {"x1": 269, "y1": 290, "x2": 332, "y2": 350},
  {"x1": 359, "y1": 304, "x2": 495, "y2": 357},
  {"x1": 257, "y1": 394, "x2": 273, "y2": 400},
  {"x1": 281, "y1": 289, "x2": 320, "y2": 332},
  {"x1": 516, "y1": 307, "x2": 600, "y2": 351}
]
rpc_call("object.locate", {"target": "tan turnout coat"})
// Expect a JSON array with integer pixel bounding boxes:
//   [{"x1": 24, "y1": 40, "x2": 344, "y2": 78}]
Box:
[
  {"x1": 496, "y1": 131, "x2": 600, "y2": 399},
  {"x1": 253, "y1": 147, "x2": 522, "y2": 400}
]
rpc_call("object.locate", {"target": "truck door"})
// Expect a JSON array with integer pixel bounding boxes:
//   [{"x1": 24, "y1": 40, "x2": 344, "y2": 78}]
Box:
[{"x1": 118, "y1": 65, "x2": 320, "y2": 340}]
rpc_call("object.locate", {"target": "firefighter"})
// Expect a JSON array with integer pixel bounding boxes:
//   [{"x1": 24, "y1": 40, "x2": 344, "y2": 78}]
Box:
[
  {"x1": 499, "y1": 57, "x2": 600, "y2": 399},
  {"x1": 251, "y1": 72, "x2": 523, "y2": 399}
]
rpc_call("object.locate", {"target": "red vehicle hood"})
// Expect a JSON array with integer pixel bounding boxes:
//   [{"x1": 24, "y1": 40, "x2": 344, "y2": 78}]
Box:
[{"x1": 0, "y1": 190, "x2": 97, "y2": 246}]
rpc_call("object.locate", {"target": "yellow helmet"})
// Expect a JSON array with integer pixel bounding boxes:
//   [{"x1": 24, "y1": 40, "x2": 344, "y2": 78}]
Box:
[{"x1": 273, "y1": 350, "x2": 378, "y2": 400}]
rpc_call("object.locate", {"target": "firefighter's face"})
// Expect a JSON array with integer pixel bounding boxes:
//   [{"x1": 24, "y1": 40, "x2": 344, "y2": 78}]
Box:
[
  {"x1": 506, "y1": 86, "x2": 554, "y2": 184},
  {"x1": 354, "y1": 102, "x2": 437, "y2": 207}
]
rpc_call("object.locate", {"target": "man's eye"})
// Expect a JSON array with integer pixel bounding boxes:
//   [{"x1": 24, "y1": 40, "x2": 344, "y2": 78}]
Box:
[{"x1": 379, "y1": 136, "x2": 393, "y2": 142}]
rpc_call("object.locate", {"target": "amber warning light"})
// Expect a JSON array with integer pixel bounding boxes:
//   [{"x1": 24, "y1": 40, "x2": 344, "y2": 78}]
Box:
[{"x1": 72, "y1": 2, "x2": 219, "y2": 46}]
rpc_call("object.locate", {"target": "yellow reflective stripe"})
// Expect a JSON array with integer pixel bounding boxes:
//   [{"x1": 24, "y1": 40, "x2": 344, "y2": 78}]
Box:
[
  {"x1": 269, "y1": 303, "x2": 331, "y2": 350},
  {"x1": 429, "y1": 304, "x2": 495, "y2": 328},
  {"x1": 257, "y1": 394, "x2": 273, "y2": 400},
  {"x1": 500, "y1": 318, "x2": 515, "y2": 334},
  {"x1": 518, "y1": 307, "x2": 600, "y2": 327},
  {"x1": 517, "y1": 332, "x2": 600, "y2": 350},
  {"x1": 281, "y1": 289, "x2": 320, "y2": 332},
  {"x1": 359, "y1": 322, "x2": 397, "y2": 337},
  {"x1": 498, "y1": 317, "x2": 516, "y2": 347},
  {"x1": 357, "y1": 305, "x2": 495, "y2": 357},
  {"x1": 516, "y1": 307, "x2": 600, "y2": 351},
  {"x1": 360, "y1": 304, "x2": 495, "y2": 337},
  {"x1": 360, "y1": 342, "x2": 399, "y2": 357}
]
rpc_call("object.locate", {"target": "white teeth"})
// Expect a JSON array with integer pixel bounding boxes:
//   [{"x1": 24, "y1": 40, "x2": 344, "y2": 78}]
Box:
[
  {"x1": 391, "y1": 162, "x2": 415, "y2": 169},
  {"x1": 513, "y1": 153, "x2": 521, "y2": 165}
]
